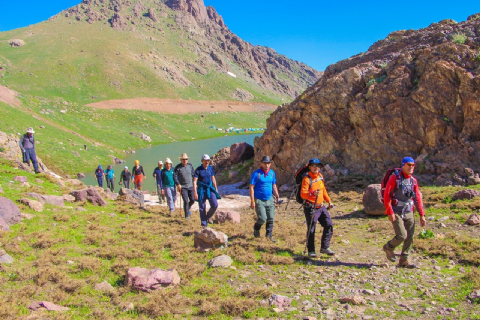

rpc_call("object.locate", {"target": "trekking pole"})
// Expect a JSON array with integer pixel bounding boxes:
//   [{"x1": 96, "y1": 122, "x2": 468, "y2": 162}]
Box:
[
  {"x1": 284, "y1": 185, "x2": 297, "y2": 211},
  {"x1": 303, "y1": 192, "x2": 320, "y2": 256}
]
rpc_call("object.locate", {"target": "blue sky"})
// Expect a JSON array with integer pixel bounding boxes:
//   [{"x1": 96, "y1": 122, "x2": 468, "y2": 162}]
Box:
[{"x1": 0, "y1": 0, "x2": 478, "y2": 70}]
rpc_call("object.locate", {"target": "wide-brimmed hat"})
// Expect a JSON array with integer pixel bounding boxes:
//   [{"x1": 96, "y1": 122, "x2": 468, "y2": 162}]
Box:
[
  {"x1": 158, "y1": 161, "x2": 163, "y2": 165},
  {"x1": 124, "y1": 166, "x2": 128, "y2": 169},
  {"x1": 165, "y1": 158, "x2": 173, "y2": 164},
  {"x1": 308, "y1": 158, "x2": 325, "y2": 167},
  {"x1": 202, "y1": 154, "x2": 211, "y2": 161},
  {"x1": 179, "y1": 153, "x2": 189, "y2": 160},
  {"x1": 261, "y1": 156, "x2": 272, "y2": 163},
  {"x1": 27, "y1": 127, "x2": 35, "y2": 134}
]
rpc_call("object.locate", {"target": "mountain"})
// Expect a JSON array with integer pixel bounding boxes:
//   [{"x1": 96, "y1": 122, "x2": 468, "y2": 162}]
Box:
[
  {"x1": 0, "y1": 0, "x2": 321, "y2": 105},
  {"x1": 254, "y1": 13, "x2": 480, "y2": 185}
]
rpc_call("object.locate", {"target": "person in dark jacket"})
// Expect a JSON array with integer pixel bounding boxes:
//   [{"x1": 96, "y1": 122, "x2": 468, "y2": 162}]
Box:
[
  {"x1": 132, "y1": 160, "x2": 146, "y2": 190},
  {"x1": 194, "y1": 154, "x2": 220, "y2": 227},
  {"x1": 174, "y1": 153, "x2": 195, "y2": 219},
  {"x1": 105, "y1": 165, "x2": 115, "y2": 192},
  {"x1": 153, "y1": 161, "x2": 166, "y2": 204},
  {"x1": 119, "y1": 166, "x2": 131, "y2": 189},
  {"x1": 19, "y1": 127, "x2": 41, "y2": 173},
  {"x1": 94, "y1": 165, "x2": 104, "y2": 188}
]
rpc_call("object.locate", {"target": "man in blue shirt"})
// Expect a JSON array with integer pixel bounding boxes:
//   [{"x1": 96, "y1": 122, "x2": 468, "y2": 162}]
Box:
[
  {"x1": 153, "y1": 161, "x2": 167, "y2": 204},
  {"x1": 250, "y1": 156, "x2": 280, "y2": 242},
  {"x1": 194, "y1": 154, "x2": 220, "y2": 227},
  {"x1": 104, "y1": 165, "x2": 115, "y2": 192}
]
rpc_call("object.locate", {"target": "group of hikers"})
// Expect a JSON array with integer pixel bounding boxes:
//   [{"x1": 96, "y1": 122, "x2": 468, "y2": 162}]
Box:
[
  {"x1": 94, "y1": 153, "x2": 220, "y2": 227},
  {"x1": 249, "y1": 155, "x2": 426, "y2": 267},
  {"x1": 20, "y1": 127, "x2": 425, "y2": 266}
]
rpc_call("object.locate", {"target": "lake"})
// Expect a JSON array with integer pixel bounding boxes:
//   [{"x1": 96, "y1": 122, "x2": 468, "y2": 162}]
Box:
[{"x1": 81, "y1": 134, "x2": 260, "y2": 191}]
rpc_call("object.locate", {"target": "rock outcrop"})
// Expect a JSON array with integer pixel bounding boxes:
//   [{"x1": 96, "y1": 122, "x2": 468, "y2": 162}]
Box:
[
  {"x1": 254, "y1": 14, "x2": 480, "y2": 185},
  {"x1": 0, "y1": 197, "x2": 21, "y2": 225},
  {"x1": 70, "y1": 188, "x2": 107, "y2": 206},
  {"x1": 125, "y1": 267, "x2": 180, "y2": 292},
  {"x1": 194, "y1": 227, "x2": 228, "y2": 251}
]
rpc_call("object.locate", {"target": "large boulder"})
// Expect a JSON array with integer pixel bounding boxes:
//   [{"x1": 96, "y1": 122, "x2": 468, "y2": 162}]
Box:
[
  {"x1": 268, "y1": 294, "x2": 292, "y2": 310},
  {"x1": 467, "y1": 214, "x2": 480, "y2": 226},
  {"x1": 0, "y1": 197, "x2": 21, "y2": 225},
  {"x1": 362, "y1": 184, "x2": 384, "y2": 216},
  {"x1": 117, "y1": 188, "x2": 144, "y2": 207},
  {"x1": 125, "y1": 267, "x2": 180, "y2": 292},
  {"x1": 18, "y1": 198, "x2": 44, "y2": 212},
  {"x1": 214, "y1": 210, "x2": 241, "y2": 224},
  {"x1": 230, "y1": 142, "x2": 254, "y2": 164},
  {"x1": 70, "y1": 188, "x2": 107, "y2": 206},
  {"x1": 0, "y1": 218, "x2": 11, "y2": 231},
  {"x1": 194, "y1": 227, "x2": 228, "y2": 251}
]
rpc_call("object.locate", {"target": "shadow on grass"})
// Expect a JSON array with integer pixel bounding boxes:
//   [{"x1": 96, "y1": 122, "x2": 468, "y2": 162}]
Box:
[{"x1": 293, "y1": 256, "x2": 375, "y2": 269}]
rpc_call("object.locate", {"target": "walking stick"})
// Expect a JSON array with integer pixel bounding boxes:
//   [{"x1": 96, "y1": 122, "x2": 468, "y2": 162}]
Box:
[
  {"x1": 303, "y1": 192, "x2": 320, "y2": 256},
  {"x1": 284, "y1": 185, "x2": 297, "y2": 211},
  {"x1": 178, "y1": 189, "x2": 183, "y2": 217}
]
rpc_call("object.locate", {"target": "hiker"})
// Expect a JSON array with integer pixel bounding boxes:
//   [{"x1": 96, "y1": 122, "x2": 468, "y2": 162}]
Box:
[
  {"x1": 19, "y1": 127, "x2": 41, "y2": 173},
  {"x1": 382, "y1": 157, "x2": 426, "y2": 268},
  {"x1": 250, "y1": 156, "x2": 280, "y2": 242},
  {"x1": 132, "y1": 160, "x2": 146, "y2": 190},
  {"x1": 94, "y1": 165, "x2": 104, "y2": 188},
  {"x1": 119, "y1": 166, "x2": 131, "y2": 189},
  {"x1": 105, "y1": 165, "x2": 115, "y2": 192},
  {"x1": 162, "y1": 158, "x2": 177, "y2": 213},
  {"x1": 193, "y1": 154, "x2": 220, "y2": 227},
  {"x1": 300, "y1": 159, "x2": 335, "y2": 257},
  {"x1": 174, "y1": 153, "x2": 195, "y2": 219},
  {"x1": 153, "y1": 161, "x2": 167, "y2": 204}
]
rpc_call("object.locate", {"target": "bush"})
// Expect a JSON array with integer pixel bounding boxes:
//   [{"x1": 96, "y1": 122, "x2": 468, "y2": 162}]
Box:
[
  {"x1": 419, "y1": 229, "x2": 435, "y2": 239},
  {"x1": 367, "y1": 75, "x2": 387, "y2": 86},
  {"x1": 452, "y1": 33, "x2": 467, "y2": 44},
  {"x1": 475, "y1": 52, "x2": 480, "y2": 62}
]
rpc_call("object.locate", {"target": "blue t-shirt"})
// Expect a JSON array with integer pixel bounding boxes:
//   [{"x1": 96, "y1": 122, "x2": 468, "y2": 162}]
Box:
[
  {"x1": 95, "y1": 168, "x2": 104, "y2": 178},
  {"x1": 250, "y1": 169, "x2": 276, "y2": 201},
  {"x1": 194, "y1": 165, "x2": 215, "y2": 185},
  {"x1": 105, "y1": 169, "x2": 114, "y2": 179}
]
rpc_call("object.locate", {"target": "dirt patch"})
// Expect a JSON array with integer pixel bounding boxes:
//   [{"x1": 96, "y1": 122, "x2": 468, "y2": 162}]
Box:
[
  {"x1": 87, "y1": 98, "x2": 278, "y2": 114},
  {"x1": 0, "y1": 84, "x2": 20, "y2": 107}
]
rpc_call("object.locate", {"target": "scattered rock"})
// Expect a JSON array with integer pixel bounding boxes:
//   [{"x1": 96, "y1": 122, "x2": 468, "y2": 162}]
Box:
[
  {"x1": 125, "y1": 267, "x2": 180, "y2": 292},
  {"x1": 362, "y1": 184, "x2": 384, "y2": 215},
  {"x1": 453, "y1": 189, "x2": 480, "y2": 200},
  {"x1": 194, "y1": 227, "x2": 228, "y2": 251},
  {"x1": 0, "y1": 196, "x2": 22, "y2": 225},
  {"x1": 437, "y1": 216, "x2": 449, "y2": 223},
  {"x1": 28, "y1": 301, "x2": 69, "y2": 312},
  {"x1": 63, "y1": 194, "x2": 76, "y2": 203},
  {"x1": 467, "y1": 214, "x2": 480, "y2": 226},
  {"x1": 21, "y1": 213, "x2": 34, "y2": 220},
  {"x1": 362, "y1": 289, "x2": 375, "y2": 295},
  {"x1": 70, "y1": 188, "x2": 107, "y2": 206},
  {"x1": 339, "y1": 295, "x2": 365, "y2": 305},
  {"x1": 140, "y1": 133, "x2": 151, "y2": 142},
  {"x1": 35, "y1": 179, "x2": 43, "y2": 184},
  {"x1": 0, "y1": 253, "x2": 14, "y2": 264},
  {"x1": 18, "y1": 198, "x2": 44, "y2": 212},
  {"x1": 14, "y1": 176, "x2": 28, "y2": 183},
  {"x1": 268, "y1": 294, "x2": 292, "y2": 310},
  {"x1": 66, "y1": 179, "x2": 85, "y2": 187},
  {"x1": 9, "y1": 39, "x2": 25, "y2": 47},
  {"x1": 214, "y1": 210, "x2": 241, "y2": 223},
  {"x1": 76, "y1": 207, "x2": 87, "y2": 212},
  {"x1": 77, "y1": 173, "x2": 85, "y2": 178},
  {"x1": 0, "y1": 218, "x2": 10, "y2": 231},
  {"x1": 94, "y1": 281, "x2": 115, "y2": 292},
  {"x1": 434, "y1": 266, "x2": 441, "y2": 271},
  {"x1": 468, "y1": 289, "x2": 480, "y2": 301},
  {"x1": 25, "y1": 193, "x2": 65, "y2": 207},
  {"x1": 207, "y1": 255, "x2": 233, "y2": 267}
]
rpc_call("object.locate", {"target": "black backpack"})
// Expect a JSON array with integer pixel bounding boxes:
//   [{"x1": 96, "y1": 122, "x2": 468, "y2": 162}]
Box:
[{"x1": 294, "y1": 165, "x2": 310, "y2": 204}]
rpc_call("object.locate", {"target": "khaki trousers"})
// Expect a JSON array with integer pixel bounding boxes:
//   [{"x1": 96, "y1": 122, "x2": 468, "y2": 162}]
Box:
[{"x1": 385, "y1": 211, "x2": 415, "y2": 259}]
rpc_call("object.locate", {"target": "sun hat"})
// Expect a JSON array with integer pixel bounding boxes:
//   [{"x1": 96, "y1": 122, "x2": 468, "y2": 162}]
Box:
[
  {"x1": 158, "y1": 160, "x2": 163, "y2": 165},
  {"x1": 202, "y1": 154, "x2": 211, "y2": 161},
  {"x1": 260, "y1": 156, "x2": 272, "y2": 163},
  {"x1": 124, "y1": 166, "x2": 128, "y2": 169},
  {"x1": 179, "y1": 153, "x2": 189, "y2": 160},
  {"x1": 402, "y1": 157, "x2": 415, "y2": 165},
  {"x1": 165, "y1": 158, "x2": 173, "y2": 164},
  {"x1": 27, "y1": 127, "x2": 35, "y2": 134}
]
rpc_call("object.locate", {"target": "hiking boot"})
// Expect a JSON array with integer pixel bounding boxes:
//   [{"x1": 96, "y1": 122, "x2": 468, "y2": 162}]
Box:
[
  {"x1": 35, "y1": 170, "x2": 41, "y2": 174},
  {"x1": 253, "y1": 227, "x2": 260, "y2": 238},
  {"x1": 308, "y1": 252, "x2": 317, "y2": 258},
  {"x1": 266, "y1": 235, "x2": 276, "y2": 243},
  {"x1": 320, "y1": 248, "x2": 335, "y2": 256},
  {"x1": 185, "y1": 216, "x2": 190, "y2": 220},
  {"x1": 398, "y1": 258, "x2": 416, "y2": 268},
  {"x1": 383, "y1": 244, "x2": 396, "y2": 262}
]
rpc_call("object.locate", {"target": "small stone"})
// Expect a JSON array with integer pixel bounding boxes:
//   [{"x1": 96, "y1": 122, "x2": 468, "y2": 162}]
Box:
[
  {"x1": 0, "y1": 254, "x2": 14, "y2": 264},
  {"x1": 434, "y1": 266, "x2": 441, "y2": 271},
  {"x1": 437, "y1": 216, "x2": 449, "y2": 223},
  {"x1": 439, "y1": 223, "x2": 447, "y2": 228},
  {"x1": 207, "y1": 255, "x2": 233, "y2": 268},
  {"x1": 94, "y1": 281, "x2": 115, "y2": 292},
  {"x1": 362, "y1": 289, "x2": 375, "y2": 295}
]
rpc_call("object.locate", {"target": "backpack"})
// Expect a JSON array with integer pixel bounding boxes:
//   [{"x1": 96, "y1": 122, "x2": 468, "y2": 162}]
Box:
[
  {"x1": 294, "y1": 165, "x2": 323, "y2": 204},
  {"x1": 380, "y1": 168, "x2": 416, "y2": 204}
]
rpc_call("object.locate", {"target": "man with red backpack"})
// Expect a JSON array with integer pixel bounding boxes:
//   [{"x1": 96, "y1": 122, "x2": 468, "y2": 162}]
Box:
[
  {"x1": 300, "y1": 158, "x2": 335, "y2": 257},
  {"x1": 382, "y1": 157, "x2": 426, "y2": 268}
]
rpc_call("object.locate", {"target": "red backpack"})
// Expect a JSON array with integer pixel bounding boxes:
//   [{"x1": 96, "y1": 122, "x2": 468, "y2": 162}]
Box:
[{"x1": 380, "y1": 168, "x2": 416, "y2": 204}]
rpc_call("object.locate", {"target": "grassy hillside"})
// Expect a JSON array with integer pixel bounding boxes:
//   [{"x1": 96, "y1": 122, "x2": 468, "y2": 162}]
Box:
[
  {"x1": 0, "y1": 97, "x2": 270, "y2": 175},
  {"x1": 0, "y1": 10, "x2": 289, "y2": 106}
]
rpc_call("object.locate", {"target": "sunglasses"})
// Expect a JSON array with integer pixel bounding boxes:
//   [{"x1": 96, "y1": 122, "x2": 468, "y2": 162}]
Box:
[
  {"x1": 404, "y1": 163, "x2": 415, "y2": 167},
  {"x1": 310, "y1": 164, "x2": 322, "y2": 168}
]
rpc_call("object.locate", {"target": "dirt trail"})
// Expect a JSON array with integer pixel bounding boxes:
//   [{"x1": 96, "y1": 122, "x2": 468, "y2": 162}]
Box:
[
  {"x1": 0, "y1": 84, "x2": 20, "y2": 107},
  {"x1": 87, "y1": 98, "x2": 278, "y2": 114}
]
